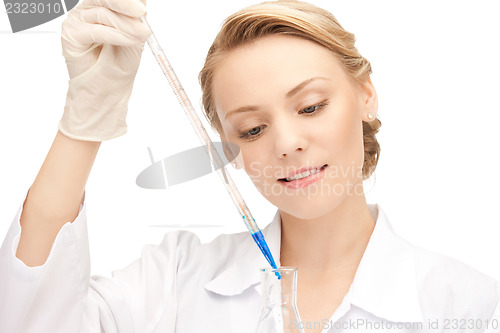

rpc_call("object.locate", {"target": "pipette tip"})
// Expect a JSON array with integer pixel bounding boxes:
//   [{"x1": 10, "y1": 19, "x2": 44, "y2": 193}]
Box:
[{"x1": 252, "y1": 231, "x2": 281, "y2": 279}]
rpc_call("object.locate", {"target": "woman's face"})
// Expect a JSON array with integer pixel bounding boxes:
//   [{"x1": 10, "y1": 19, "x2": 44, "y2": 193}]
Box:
[{"x1": 213, "y1": 35, "x2": 377, "y2": 220}]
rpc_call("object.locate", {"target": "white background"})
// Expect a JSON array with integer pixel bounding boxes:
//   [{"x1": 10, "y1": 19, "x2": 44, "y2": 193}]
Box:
[{"x1": 1, "y1": 0, "x2": 499, "y2": 281}]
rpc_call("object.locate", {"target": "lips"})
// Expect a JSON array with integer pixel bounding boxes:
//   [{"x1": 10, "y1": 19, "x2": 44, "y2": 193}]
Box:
[{"x1": 278, "y1": 164, "x2": 328, "y2": 182}]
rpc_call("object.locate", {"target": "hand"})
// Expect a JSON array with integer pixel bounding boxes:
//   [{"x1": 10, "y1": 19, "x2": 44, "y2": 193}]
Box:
[{"x1": 58, "y1": 0, "x2": 152, "y2": 141}]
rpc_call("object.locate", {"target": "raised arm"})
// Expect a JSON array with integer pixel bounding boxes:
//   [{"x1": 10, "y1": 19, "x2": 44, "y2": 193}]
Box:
[
  {"x1": 16, "y1": 132, "x2": 100, "y2": 267},
  {"x1": 15, "y1": 0, "x2": 151, "y2": 267}
]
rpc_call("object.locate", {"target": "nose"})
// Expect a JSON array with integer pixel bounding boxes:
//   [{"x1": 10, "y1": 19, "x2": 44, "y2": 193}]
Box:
[{"x1": 273, "y1": 117, "x2": 308, "y2": 159}]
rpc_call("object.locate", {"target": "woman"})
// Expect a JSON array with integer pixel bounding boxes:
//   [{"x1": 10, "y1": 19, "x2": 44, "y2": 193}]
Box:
[{"x1": 0, "y1": 0, "x2": 499, "y2": 332}]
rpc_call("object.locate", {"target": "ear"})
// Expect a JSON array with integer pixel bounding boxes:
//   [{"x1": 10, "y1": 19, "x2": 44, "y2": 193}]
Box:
[{"x1": 357, "y1": 77, "x2": 378, "y2": 122}]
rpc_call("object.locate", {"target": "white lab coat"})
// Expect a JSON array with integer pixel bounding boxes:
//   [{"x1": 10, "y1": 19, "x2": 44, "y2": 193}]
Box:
[{"x1": 1, "y1": 189, "x2": 500, "y2": 333}]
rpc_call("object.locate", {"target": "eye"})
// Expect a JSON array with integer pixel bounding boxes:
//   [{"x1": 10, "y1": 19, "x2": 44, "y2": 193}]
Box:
[
  {"x1": 302, "y1": 105, "x2": 317, "y2": 114},
  {"x1": 299, "y1": 101, "x2": 329, "y2": 115},
  {"x1": 239, "y1": 125, "x2": 266, "y2": 140},
  {"x1": 237, "y1": 101, "x2": 328, "y2": 141}
]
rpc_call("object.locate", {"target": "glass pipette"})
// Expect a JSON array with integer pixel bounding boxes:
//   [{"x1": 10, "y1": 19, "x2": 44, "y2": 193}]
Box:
[{"x1": 140, "y1": 16, "x2": 278, "y2": 271}]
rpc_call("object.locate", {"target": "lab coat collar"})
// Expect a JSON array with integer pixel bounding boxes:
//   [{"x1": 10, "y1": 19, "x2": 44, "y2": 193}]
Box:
[
  {"x1": 347, "y1": 204, "x2": 424, "y2": 323},
  {"x1": 204, "y1": 204, "x2": 424, "y2": 324},
  {"x1": 203, "y1": 210, "x2": 282, "y2": 296}
]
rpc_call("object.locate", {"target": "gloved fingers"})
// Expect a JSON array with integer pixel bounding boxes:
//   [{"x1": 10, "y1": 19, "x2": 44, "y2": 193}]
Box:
[
  {"x1": 81, "y1": 0, "x2": 146, "y2": 18},
  {"x1": 70, "y1": 21, "x2": 145, "y2": 48},
  {"x1": 62, "y1": 7, "x2": 149, "y2": 53},
  {"x1": 79, "y1": 6, "x2": 151, "y2": 43}
]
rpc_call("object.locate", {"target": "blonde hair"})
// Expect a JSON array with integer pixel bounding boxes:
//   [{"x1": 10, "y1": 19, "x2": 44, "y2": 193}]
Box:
[{"x1": 199, "y1": 0, "x2": 381, "y2": 180}]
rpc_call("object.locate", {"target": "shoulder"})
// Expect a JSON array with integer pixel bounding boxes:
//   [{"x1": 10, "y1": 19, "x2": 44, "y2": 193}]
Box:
[
  {"x1": 157, "y1": 228, "x2": 250, "y2": 256},
  {"x1": 110, "y1": 229, "x2": 252, "y2": 289},
  {"x1": 155, "y1": 228, "x2": 252, "y2": 270},
  {"x1": 411, "y1": 242, "x2": 498, "y2": 296},
  {"x1": 405, "y1": 238, "x2": 500, "y2": 318}
]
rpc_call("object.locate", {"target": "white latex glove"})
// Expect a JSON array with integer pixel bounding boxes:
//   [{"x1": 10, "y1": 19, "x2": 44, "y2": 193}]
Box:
[{"x1": 58, "y1": 0, "x2": 151, "y2": 141}]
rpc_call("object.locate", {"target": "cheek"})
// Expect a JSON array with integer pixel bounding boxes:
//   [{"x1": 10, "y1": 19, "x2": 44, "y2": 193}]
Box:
[
  {"x1": 240, "y1": 149, "x2": 279, "y2": 192},
  {"x1": 339, "y1": 116, "x2": 365, "y2": 177},
  {"x1": 322, "y1": 103, "x2": 359, "y2": 145},
  {"x1": 242, "y1": 150, "x2": 266, "y2": 180},
  {"x1": 322, "y1": 99, "x2": 365, "y2": 172}
]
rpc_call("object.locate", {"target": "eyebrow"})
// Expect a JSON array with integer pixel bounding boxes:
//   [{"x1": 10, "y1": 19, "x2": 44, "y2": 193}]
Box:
[{"x1": 224, "y1": 76, "x2": 331, "y2": 120}]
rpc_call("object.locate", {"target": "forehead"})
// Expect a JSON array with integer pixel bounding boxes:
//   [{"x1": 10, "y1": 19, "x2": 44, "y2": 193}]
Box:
[{"x1": 212, "y1": 35, "x2": 349, "y2": 116}]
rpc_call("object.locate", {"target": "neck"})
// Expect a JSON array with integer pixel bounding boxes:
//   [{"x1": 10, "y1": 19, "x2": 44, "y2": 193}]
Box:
[{"x1": 279, "y1": 193, "x2": 375, "y2": 280}]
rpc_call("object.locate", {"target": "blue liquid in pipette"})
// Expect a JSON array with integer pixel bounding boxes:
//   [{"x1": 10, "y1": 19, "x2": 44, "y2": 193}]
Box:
[
  {"x1": 252, "y1": 231, "x2": 281, "y2": 279},
  {"x1": 246, "y1": 216, "x2": 280, "y2": 279},
  {"x1": 251, "y1": 231, "x2": 277, "y2": 268}
]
